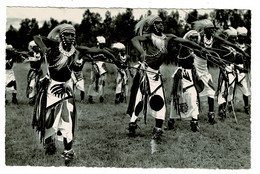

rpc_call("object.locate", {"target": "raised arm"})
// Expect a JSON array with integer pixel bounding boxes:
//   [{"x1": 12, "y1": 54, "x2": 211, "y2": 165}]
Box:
[
  {"x1": 131, "y1": 34, "x2": 150, "y2": 60},
  {"x1": 33, "y1": 35, "x2": 58, "y2": 55}
]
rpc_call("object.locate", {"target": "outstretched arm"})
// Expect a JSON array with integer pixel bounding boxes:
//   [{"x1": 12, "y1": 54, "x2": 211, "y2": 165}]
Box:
[
  {"x1": 214, "y1": 34, "x2": 249, "y2": 57},
  {"x1": 166, "y1": 33, "x2": 206, "y2": 51},
  {"x1": 76, "y1": 45, "x2": 116, "y2": 63}
]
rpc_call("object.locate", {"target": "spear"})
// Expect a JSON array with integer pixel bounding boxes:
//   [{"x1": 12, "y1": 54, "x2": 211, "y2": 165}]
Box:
[{"x1": 230, "y1": 100, "x2": 238, "y2": 124}]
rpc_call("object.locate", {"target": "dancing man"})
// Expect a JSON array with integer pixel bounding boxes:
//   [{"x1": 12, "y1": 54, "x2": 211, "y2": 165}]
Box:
[
  {"x1": 25, "y1": 40, "x2": 43, "y2": 105},
  {"x1": 168, "y1": 30, "x2": 204, "y2": 132},
  {"x1": 5, "y1": 44, "x2": 18, "y2": 104},
  {"x1": 71, "y1": 55, "x2": 87, "y2": 102},
  {"x1": 128, "y1": 15, "x2": 212, "y2": 140},
  {"x1": 111, "y1": 42, "x2": 131, "y2": 104},
  {"x1": 88, "y1": 36, "x2": 108, "y2": 103},
  {"x1": 216, "y1": 27, "x2": 248, "y2": 119},
  {"x1": 32, "y1": 24, "x2": 116, "y2": 165},
  {"x1": 192, "y1": 19, "x2": 249, "y2": 121},
  {"x1": 235, "y1": 26, "x2": 251, "y2": 114}
]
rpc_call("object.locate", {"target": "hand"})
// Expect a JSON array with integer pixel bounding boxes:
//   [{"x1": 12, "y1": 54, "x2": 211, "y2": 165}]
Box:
[
  {"x1": 139, "y1": 52, "x2": 146, "y2": 61},
  {"x1": 115, "y1": 60, "x2": 127, "y2": 69},
  {"x1": 41, "y1": 47, "x2": 49, "y2": 56}
]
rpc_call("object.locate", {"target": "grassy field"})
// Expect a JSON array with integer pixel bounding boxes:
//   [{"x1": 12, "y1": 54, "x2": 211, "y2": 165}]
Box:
[{"x1": 5, "y1": 62, "x2": 251, "y2": 169}]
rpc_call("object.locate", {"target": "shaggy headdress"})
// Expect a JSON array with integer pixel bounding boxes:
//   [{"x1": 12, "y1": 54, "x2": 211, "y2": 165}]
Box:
[
  {"x1": 134, "y1": 15, "x2": 162, "y2": 36},
  {"x1": 192, "y1": 19, "x2": 215, "y2": 33},
  {"x1": 183, "y1": 30, "x2": 201, "y2": 44}
]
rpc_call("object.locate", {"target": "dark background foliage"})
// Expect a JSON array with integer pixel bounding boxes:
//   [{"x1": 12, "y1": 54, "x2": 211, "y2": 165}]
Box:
[{"x1": 6, "y1": 9, "x2": 251, "y2": 64}]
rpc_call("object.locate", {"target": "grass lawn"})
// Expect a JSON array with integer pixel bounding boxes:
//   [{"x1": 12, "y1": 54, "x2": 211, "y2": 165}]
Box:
[{"x1": 5, "y1": 62, "x2": 251, "y2": 169}]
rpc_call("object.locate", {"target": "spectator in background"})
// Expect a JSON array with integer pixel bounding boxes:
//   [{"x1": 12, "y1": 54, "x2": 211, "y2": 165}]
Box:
[
  {"x1": 235, "y1": 26, "x2": 251, "y2": 114},
  {"x1": 111, "y1": 42, "x2": 132, "y2": 104},
  {"x1": 88, "y1": 36, "x2": 108, "y2": 104},
  {"x1": 24, "y1": 40, "x2": 43, "y2": 105},
  {"x1": 5, "y1": 44, "x2": 18, "y2": 104}
]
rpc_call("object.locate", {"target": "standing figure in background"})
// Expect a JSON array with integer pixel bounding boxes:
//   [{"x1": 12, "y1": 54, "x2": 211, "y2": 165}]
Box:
[
  {"x1": 88, "y1": 36, "x2": 108, "y2": 104},
  {"x1": 235, "y1": 26, "x2": 251, "y2": 114},
  {"x1": 5, "y1": 44, "x2": 18, "y2": 104},
  {"x1": 25, "y1": 40, "x2": 43, "y2": 105},
  {"x1": 111, "y1": 42, "x2": 131, "y2": 104},
  {"x1": 71, "y1": 55, "x2": 87, "y2": 102},
  {"x1": 32, "y1": 24, "x2": 116, "y2": 165},
  {"x1": 216, "y1": 27, "x2": 241, "y2": 120}
]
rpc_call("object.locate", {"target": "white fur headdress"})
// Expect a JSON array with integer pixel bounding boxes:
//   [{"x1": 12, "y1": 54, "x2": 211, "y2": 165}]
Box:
[
  {"x1": 237, "y1": 27, "x2": 248, "y2": 36},
  {"x1": 96, "y1": 36, "x2": 106, "y2": 44},
  {"x1": 111, "y1": 42, "x2": 125, "y2": 50}
]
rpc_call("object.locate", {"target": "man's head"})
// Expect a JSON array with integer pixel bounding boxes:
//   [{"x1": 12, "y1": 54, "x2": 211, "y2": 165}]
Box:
[
  {"x1": 96, "y1": 36, "x2": 106, "y2": 49},
  {"x1": 192, "y1": 19, "x2": 216, "y2": 37},
  {"x1": 47, "y1": 24, "x2": 76, "y2": 47},
  {"x1": 60, "y1": 24, "x2": 76, "y2": 46},
  {"x1": 224, "y1": 27, "x2": 237, "y2": 43},
  {"x1": 28, "y1": 40, "x2": 40, "y2": 53},
  {"x1": 183, "y1": 30, "x2": 201, "y2": 44},
  {"x1": 237, "y1": 27, "x2": 248, "y2": 44},
  {"x1": 149, "y1": 16, "x2": 164, "y2": 34},
  {"x1": 135, "y1": 15, "x2": 164, "y2": 36},
  {"x1": 111, "y1": 42, "x2": 126, "y2": 60}
]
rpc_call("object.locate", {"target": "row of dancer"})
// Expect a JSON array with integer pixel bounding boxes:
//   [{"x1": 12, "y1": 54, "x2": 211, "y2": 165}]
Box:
[
  {"x1": 5, "y1": 15, "x2": 250, "y2": 165},
  {"x1": 5, "y1": 35, "x2": 130, "y2": 107},
  {"x1": 127, "y1": 16, "x2": 250, "y2": 139}
]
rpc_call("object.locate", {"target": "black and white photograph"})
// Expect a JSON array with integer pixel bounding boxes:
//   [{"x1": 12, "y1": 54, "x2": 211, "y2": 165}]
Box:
[{"x1": 1, "y1": 0, "x2": 259, "y2": 173}]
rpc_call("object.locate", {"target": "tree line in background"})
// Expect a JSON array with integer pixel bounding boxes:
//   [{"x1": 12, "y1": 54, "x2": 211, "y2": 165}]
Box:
[{"x1": 6, "y1": 8, "x2": 251, "y2": 64}]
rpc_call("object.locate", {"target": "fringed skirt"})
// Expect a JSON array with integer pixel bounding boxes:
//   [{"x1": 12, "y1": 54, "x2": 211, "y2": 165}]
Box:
[
  {"x1": 5, "y1": 69, "x2": 16, "y2": 93},
  {"x1": 217, "y1": 64, "x2": 236, "y2": 105},
  {"x1": 32, "y1": 77, "x2": 77, "y2": 143},
  {"x1": 87, "y1": 62, "x2": 107, "y2": 97},
  {"x1": 26, "y1": 68, "x2": 43, "y2": 99},
  {"x1": 170, "y1": 67, "x2": 199, "y2": 120},
  {"x1": 130, "y1": 66, "x2": 166, "y2": 123},
  {"x1": 72, "y1": 70, "x2": 85, "y2": 92},
  {"x1": 115, "y1": 68, "x2": 129, "y2": 96}
]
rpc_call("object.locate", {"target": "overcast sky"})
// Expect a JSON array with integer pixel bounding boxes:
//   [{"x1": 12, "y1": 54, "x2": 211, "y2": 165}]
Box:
[
  {"x1": 6, "y1": 7, "x2": 213, "y2": 30},
  {"x1": 4, "y1": 0, "x2": 254, "y2": 30}
]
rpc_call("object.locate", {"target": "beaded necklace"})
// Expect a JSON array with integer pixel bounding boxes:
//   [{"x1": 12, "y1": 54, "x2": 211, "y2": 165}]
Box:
[
  {"x1": 59, "y1": 42, "x2": 75, "y2": 57},
  {"x1": 49, "y1": 43, "x2": 75, "y2": 70}
]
